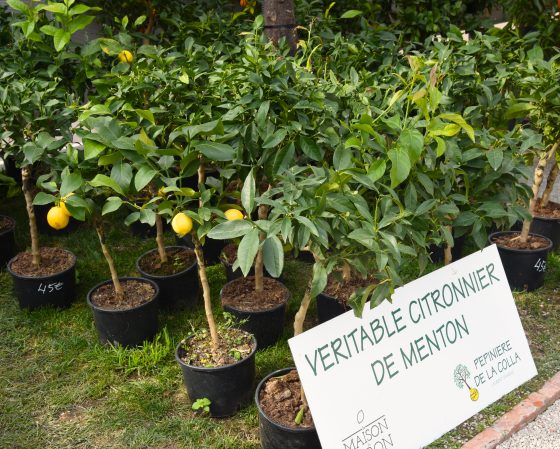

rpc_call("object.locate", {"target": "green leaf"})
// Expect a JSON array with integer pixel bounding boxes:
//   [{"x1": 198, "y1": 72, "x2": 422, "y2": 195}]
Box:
[
  {"x1": 135, "y1": 109, "x2": 155, "y2": 124},
  {"x1": 263, "y1": 235, "x2": 284, "y2": 278},
  {"x1": 53, "y1": 29, "x2": 71, "y2": 52},
  {"x1": 438, "y1": 113, "x2": 475, "y2": 142},
  {"x1": 263, "y1": 129, "x2": 287, "y2": 149},
  {"x1": 295, "y1": 216, "x2": 319, "y2": 236},
  {"x1": 340, "y1": 10, "x2": 362, "y2": 19},
  {"x1": 102, "y1": 197, "x2": 123, "y2": 215},
  {"x1": 40, "y1": 3, "x2": 67, "y2": 14},
  {"x1": 6, "y1": 0, "x2": 31, "y2": 13},
  {"x1": 196, "y1": 142, "x2": 236, "y2": 161},
  {"x1": 310, "y1": 263, "x2": 328, "y2": 298},
  {"x1": 40, "y1": 25, "x2": 59, "y2": 37},
  {"x1": 435, "y1": 137, "x2": 446, "y2": 157},
  {"x1": 272, "y1": 143, "x2": 295, "y2": 175},
  {"x1": 299, "y1": 136, "x2": 323, "y2": 161},
  {"x1": 241, "y1": 168, "x2": 255, "y2": 215},
  {"x1": 368, "y1": 159, "x2": 386, "y2": 183},
  {"x1": 207, "y1": 220, "x2": 253, "y2": 240},
  {"x1": 32, "y1": 192, "x2": 56, "y2": 206},
  {"x1": 388, "y1": 146, "x2": 411, "y2": 188},
  {"x1": 255, "y1": 101, "x2": 270, "y2": 129},
  {"x1": 486, "y1": 149, "x2": 503, "y2": 170},
  {"x1": 398, "y1": 129, "x2": 424, "y2": 164},
  {"x1": 68, "y1": 15, "x2": 94, "y2": 34},
  {"x1": 504, "y1": 102, "x2": 534, "y2": 119},
  {"x1": 89, "y1": 174, "x2": 125, "y2": 196},
  {"x1": 111, "y1": 163, "x2": 132, "y2": 193},
  {"x1": 454, "y1": 211, "x2": 478, "y2": 227},
  {"x1": 334, "y1": 146, "x2": 353, "y2": 170},
  {"x1": 134, "y1": 166, "x2": 157, "y2": 192},
  {"x1": 238, "y1": 228, "x2": 260, "y2": 276},
  {"x1": 60, "y1": 173, "x2": 82, "y2": 196}
]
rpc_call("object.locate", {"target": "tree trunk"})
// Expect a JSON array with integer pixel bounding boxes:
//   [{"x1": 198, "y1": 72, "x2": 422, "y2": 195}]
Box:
[
  {"x1": 21, "y1": 166, "x2": 41, "y2": 266},
  {"x1": 341, "y1": 261, "x2": 351, "y2": 282},
  {"x1": 95, "y1": 222, "x2": 124, "y2": 302},
  {"x1": 196, "y1": 162, "x2": 219, "y2": 348},
  {"x1": 254, "y1": 201, "x2": 268, "y2": 293},
  {"x1": 520, "y1": 143, "x2": 559, "y2": 242},
  {"x1": 294, "y1": 279, "x2": 313, "y2": 337},
  {"x1": 444, "y1": 227, "x2": 454, "y2": 265},
  {"x1": 155, "y1": 214, "x2": 168, "y2": 264},
  {"x1": 263, "y1": 0, "x2": 298, "y2": 54},
  {"x1": 541, "y1": 161, "x2": 560, "y2": 208}
]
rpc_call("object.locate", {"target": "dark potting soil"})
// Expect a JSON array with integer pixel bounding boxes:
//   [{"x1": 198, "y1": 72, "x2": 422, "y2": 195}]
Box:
[
  {"x1": 534, "y1": 202, "x2": 560, "y2": 219},
  {"x1": 492, "y1": 233, "x2": 550, "y2": 250},
  {"x1": 9, "y1": 247, "x2": 75, "y2": 277},
  {"x1": 0, "y1": 215, "x2": 14, "y2": 233},
  {"x1": 259, "y1": 369, "x2": 315, "y2": 428},
  {"x1": 323, "y1": 273, "x2": 376, "y2": 305},
  {"x1": 220, "y1": 242, "x2": 238, "y2": 265},
  {"x1": 90, "y1": 279, "x2": 155, "y2": 310},
  {"x1": 221, "y1": 276, "x2": 289, "y2": 312},
  {"x1": 178, "y1": 327, "x2": 254, "y2": 368},
  {"x1": 138, "y1": 247, "x2": 196, "y2": 276}
]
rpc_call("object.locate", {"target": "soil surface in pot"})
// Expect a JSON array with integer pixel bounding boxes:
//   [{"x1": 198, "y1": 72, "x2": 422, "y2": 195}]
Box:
[
  {"x1": 90, "y1": 279, "x2": 155, "y2": 310},
  {"x1": 323, "y1": 272, "x2": 376, "y2": 306},
  {"x1": 0, "y1": 215, "x2": 14, "y2": 233},
  {"x1": 221, "y1": 276, "x2": 288, "y2": 311},
  {"x1": 259, "y1": 369, "x2": 314, "y2": 428},
  {"x1": 534, "y1": 202, "x2": 560, "y2": 219},
  {"x1": 138, "y1": 247, "x2": 196, "y2": 276},
  {"x1": 10, "y1": 247, "x2": 75, "y2": 277},
  {"x1": 492, "y1": 233, "x2": 550, "y2": 250},
  {"x1": 178, "y1": 327, "x2": 254, "y2": 367},
  {"x1": 220, "y1": 242, "x2": 238, "y2": 265}
]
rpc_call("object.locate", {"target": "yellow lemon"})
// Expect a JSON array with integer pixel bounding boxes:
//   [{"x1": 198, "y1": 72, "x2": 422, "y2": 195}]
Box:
[
  {"x1": 47, "y1": 206, "x2": 70, "y2": 230},
  {"x1": 224, "y1": 209, "x2": 244, "y2": 221},
  {"x1": 469, "y1": 388, "x2": 479, "y2": 402},
  {"x1": 59, "y1": 192, "x2": 74, "y2": 216},
  {"x1": 171, "y1": 212, "x2": 193, "y2": 236},
  {"x1": 118, "y1": 50, "x2": 134, "y2": 64}
]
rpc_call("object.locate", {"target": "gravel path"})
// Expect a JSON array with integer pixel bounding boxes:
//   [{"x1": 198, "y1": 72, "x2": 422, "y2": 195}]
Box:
[{"x1": 496, "y1": 399, "x2": 560, "y2": 449}]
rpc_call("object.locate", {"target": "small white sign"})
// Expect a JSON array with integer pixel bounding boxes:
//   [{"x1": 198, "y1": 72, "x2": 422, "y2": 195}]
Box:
[{"x1": 289, "y1": 245, "x2": 537, "y2": 449}]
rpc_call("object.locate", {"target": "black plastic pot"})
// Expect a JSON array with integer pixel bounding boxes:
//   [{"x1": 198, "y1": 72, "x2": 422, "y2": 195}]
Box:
[
  {"x1": 0, "y1": 215, "x2": 16, "y2": 270},
  {"x1": 7, "y1": 249, "x2": 77, "y2": 310},
  {"x1": 255, "y1": 368, "x2": 322, "y2": 449},
  {"x1": 176, "y1": 234, "x2": 226, "y2": 265},
  {"x1": 220, "y1": 277, "x2": 289, "y2": 349},
  {"x1": 175, "y1": 333, "x2": 256, "y2": 417},
  {"x1": 530, "y1": 216, "x2": 560, "y2": 251},
  {"x1": 489, "y1": 231, "x2": 553, "y2": 291},
  {"x1": 87, "y1": 277, "x2": 159, "y2": 347},
  {"x1": 317, "y1": 291, "x2": 350, "y2": 324},
  {"x1": 136, "y1": 246, "x2": 199, "y2": 309}
]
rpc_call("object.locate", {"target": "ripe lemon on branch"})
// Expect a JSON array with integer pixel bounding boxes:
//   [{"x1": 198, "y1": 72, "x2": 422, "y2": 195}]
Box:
[
  {"x1": 59, "y1": 193, "x2": 74, "y2": 216},
  {"x1": 224, "y1": 209, "x2": 244, "y2": 221},
  {"x1": 118, "y1": 50, "x2": 134, "y2": 64},
  {"x1": 47, "y1": 206, "x2": 70, "y2": 230},
  {"x1": 172, "y1": 212, "x2": 193, "y2": 236}
]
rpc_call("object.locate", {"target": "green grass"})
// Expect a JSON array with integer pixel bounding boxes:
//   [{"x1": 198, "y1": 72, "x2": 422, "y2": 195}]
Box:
[{"x1": 1, "y1": 195, "x2": 560, "y2": 448}]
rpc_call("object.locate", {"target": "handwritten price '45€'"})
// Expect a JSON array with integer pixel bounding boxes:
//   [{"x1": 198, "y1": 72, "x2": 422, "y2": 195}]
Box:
[
  {"x1": 37, "y1": 282, "x2": 64, "y2": 294},
  {"x1": 534, "y1": 258, "x2": 547, "y2": 273}
]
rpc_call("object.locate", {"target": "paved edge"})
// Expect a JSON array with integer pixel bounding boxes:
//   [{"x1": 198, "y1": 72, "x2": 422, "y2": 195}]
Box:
[{"x1": 461, "y1": 371, "x2": 560, "y2": 449}]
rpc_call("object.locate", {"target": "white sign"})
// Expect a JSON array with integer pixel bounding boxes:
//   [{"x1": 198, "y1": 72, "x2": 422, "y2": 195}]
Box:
[{"x1": 289, "y1": 245, "x2": 537, "y2": 449}]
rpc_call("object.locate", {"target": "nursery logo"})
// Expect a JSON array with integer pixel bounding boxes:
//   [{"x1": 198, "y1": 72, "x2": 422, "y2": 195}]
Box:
[
  {"x1": 453, "y1": 364, "x2": 479, "y2": 401},
  {"x1": 340, "y1": 410, "x2": 394, "y2": 449}
]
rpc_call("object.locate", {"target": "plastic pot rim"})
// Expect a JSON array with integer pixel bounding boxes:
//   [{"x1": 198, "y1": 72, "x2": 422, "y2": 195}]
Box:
[
  {"x1": 136, "y1": 245, "x2": 197, "y2": 280},
  {"x1": 489, "y1": 231, "x2": 553, "y2": 254},
  {"x1": 255, "y1": 367, "x2": 317, "y2": 434},
  {"x1": 175, "y1": 331, "x2": 257, "y2": 373},
  {"x1": 532, "y1": 214, "x2": 560, "y2": 223},
  {"x1": 0, "y1": 214, "x2": 15, "y2": 238},
  {"x1": 219, "y1": 277, "x2": 290, "y2": 315},
  {"x1": 7, "y1": 247, "x2": 76, "y2": 281},
  {"x1": 86, "y1": 276, "x2": 160, "y2": 313}
]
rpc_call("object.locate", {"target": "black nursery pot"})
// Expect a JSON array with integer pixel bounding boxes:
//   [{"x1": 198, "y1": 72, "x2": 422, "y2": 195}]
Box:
[
  {"x1": 255, "y1": 368, "x2": 322, "y2": 449},
  {"x1": 489, "y1": 231, "x2": 553, "y2": 292},
  {"x1": 87, "y1": 277, "x2": 159, "y2": 347},
  {"x1": 175, "y1": 334, "x2": 257, "y2": 417},
  {"x1": 220, "y1": 278, "x2": 289, "y2": 349},
  {"x1": 0, "y1": 215, "x2": 16, "y2": 269},
  {"x1": 136, "y1": 246, "x2": 199, "y2": 309},
  {"x1": 530, "y1": 216, "x2": 560, "y2": 251},
  {"x1": 317, "y1": 291, "x2": 350, "y2": 324},
  {"x1": 7, "y1": 249, "x2": 77, "y2": 310},
  {"x1": 176, "y1": 234, "x2": 226, "y2": 265}
]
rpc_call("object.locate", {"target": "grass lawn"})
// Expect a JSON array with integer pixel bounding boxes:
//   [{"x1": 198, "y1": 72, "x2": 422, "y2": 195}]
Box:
[{"x1": 1, "y1": 195, "x2": 559, "y2": 449}]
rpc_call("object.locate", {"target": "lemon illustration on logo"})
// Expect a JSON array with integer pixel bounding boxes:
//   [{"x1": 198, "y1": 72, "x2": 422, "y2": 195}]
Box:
[
  {"x1": 454, "y1": 364, "x2": 480, "y2": 402},
  {"x1": 469, "y1": 387, "x2": 479, "y2": 402}
]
